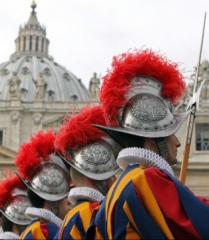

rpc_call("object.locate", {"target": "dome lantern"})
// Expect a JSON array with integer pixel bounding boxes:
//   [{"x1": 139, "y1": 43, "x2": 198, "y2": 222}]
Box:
[
  {"x1": 0, "y1": 2, "x2": 90, "y2": 104},
  {"x1": 11, "y1": 1, "x2": 49, "y2": 60}
]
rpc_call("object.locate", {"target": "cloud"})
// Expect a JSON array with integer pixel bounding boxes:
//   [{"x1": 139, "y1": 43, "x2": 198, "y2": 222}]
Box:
[{"x1": 0, "y1": 0, "x2": 208, "y2": 87}]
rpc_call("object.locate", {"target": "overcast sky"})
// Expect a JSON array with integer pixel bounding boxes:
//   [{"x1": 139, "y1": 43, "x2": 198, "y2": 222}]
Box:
[{"x1": 0, "y1": 0, "x2": 208, "y2": 87}]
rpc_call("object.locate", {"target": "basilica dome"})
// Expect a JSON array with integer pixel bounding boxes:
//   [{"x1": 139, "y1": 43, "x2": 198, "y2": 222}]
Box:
[{"x1": 0, "y1": 2, "x2": 90, "y2": 103}]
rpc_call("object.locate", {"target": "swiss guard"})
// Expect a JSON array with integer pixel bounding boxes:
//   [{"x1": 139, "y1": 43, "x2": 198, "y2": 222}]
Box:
[
  {"x1": 93, "y1": 49, "x2": 209, "y2": 239},
  {"x1": 54, "y1": 106, "x2": 120, "y2": 239},
  {"x1": 15, "y1": 130, "x2": 70, "y2": 240},
  {"x1": 0, "y1": 174, "x2": 32, "y2": 240}
]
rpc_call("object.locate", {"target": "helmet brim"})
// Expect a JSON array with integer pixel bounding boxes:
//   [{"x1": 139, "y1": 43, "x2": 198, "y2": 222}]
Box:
[
  {"x1": 16, "y1": 173, "x2": 68, "y2": 202},
  {"x1": 0, "y1": 208, "x2": 31, "y2": 226},
  {"x1": 94, "y1": 112, "x2": 189, "y2": 143},
  {"x1": 59, "y1": 154, "x2": 119, "y2": 181}
]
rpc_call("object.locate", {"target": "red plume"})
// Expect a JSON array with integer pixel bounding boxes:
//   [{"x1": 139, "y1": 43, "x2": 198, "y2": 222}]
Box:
[
  {"x1": 30, "y1": 131, "x2": 55, "y2": 159},
  {"x1": 15, "y1": 130, "x2": 55, "y2": 179},
  {"x1": 100, "y1": 49, "x2": 186, "y2": 126},
  {"x1": 55, "y1": 106, "x2": 106, "y2": 155},
  {"x1": 0, "y1": 174, "x2": 24, "y2": 208}
]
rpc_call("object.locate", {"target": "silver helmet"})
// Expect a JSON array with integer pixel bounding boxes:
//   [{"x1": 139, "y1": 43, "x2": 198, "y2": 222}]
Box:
[
  {"x1": 0, "y1": 189, "x2": 32, "y2": 226},
  {"x1": 16, "y1": 131, "x2": 70, "y2": 202},
  {"x1": 96, "y1": 77, "x2": 188, "y2": 139},
  {"x1": 18, "y1": 154, "x2": 70, "y2": 201},
  {"x1": 55, "y1": 106, "x2": 121, "y2": 181},
  {"x1": 96, "y1": 50, "x2": 188, "y2": 143},
  {"x1": 62, "y1": 138, "x2": 120, "y2": 181}
]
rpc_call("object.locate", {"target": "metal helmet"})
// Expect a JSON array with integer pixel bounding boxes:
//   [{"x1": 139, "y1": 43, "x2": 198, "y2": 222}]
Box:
[
  {"x1": 0, "y1": 176, "x2": 32, "y2": 226},
  {"x1": 62, "y1": 138, "x2": 120, "y2": 180},
  {"x1": 18, "y1": 154, "x2": 69, "y2": 201},
  {"x1": 15, "y1": 131, "x2": 70, "y2": 202},
  {"x1": 97, "y1": 50, "x2": 188, "y2": 142},
  {"x1": 55, "y1": 106, "x2": 121, "y2": 181}
]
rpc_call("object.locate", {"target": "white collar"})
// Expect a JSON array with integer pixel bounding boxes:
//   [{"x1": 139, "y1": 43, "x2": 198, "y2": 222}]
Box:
[
  {"x1": 0, "y1": 232, "x2": 19, "y2": 240},
  {"x1": 25, "y1": 207, "x2": 63, "y2": 227},
  {"x1": 117, "y1": 147, "x2": 174, "y2": 176},
  {"x1": 68, "y1": 187, "x2": 104, "y2": 205}
]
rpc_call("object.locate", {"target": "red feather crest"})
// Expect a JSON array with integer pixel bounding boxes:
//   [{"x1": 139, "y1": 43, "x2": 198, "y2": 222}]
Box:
[
  {"x1": 100, "y1": 49, "x2": 186, "y2": 126},
  {"x1": 55, "y1": 106, "x2": 106, "y2": 155},
  {"x1": 15, "y1": 130, "x2": 55, "y2": 179},
  {"x1": 0, "y1": 174, "x2": 25, "y2": 208}
]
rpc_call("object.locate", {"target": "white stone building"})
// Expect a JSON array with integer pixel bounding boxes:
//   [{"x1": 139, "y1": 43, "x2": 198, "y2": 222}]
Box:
[
  {"x1": 175, "y1": 60, "x2": 209, "y2": 197},
  {"x1": 0, "y1": 2, "x2": 100, "y2": 177}
]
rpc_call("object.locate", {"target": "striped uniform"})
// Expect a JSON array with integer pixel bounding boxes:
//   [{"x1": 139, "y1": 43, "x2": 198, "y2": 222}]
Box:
[
  {"x1": 93, "y1": 164, "x2": 209, "y2": 239},
  {"x1": 19, "y1": 220, "x2": 58, "y2": 240},
  {"x1": 58, "y1": 201, "x2": 100, "y2": 240}
]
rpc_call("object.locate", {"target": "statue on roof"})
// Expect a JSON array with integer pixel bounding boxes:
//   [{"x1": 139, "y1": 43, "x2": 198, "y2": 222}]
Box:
[
  {"x1": 89, "y1": 72, "x2": 100, "y2": 100},
  {"x1": 35, "y1": 73, "x2": 47, "y2": 101},
  {"x1": 8, "y1": 72, "x2": 21, "y2": 99}
]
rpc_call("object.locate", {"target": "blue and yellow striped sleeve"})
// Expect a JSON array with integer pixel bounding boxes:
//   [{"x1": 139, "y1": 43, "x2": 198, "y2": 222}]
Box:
[
  {"x1": 19, "y1": 221, "x2": 58, "y2": 240},
  {"x1": 58, "y1": 201, "x2": 100, "y2": 240}
]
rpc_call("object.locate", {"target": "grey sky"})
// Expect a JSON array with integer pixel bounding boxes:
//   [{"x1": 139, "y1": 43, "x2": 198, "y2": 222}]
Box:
[{"x1": 0, "y1": 0, "x2": 208, "y2": 87}]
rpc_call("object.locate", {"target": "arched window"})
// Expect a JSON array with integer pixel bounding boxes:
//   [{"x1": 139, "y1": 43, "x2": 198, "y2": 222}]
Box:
[
  {"x1": 36, "y1": 36, "x2": 39, "y2": 51},
  {"x1": 71, "y1": 95, "x2": 78, "y2": 101},
  {"x1": 29, "y1": 36, "x2": 32, "y2": 51},
  {"x1": 23, "y1": 36, "x2": 26, "y2": 51},
  {"x1": 41, "y1": 38, "x2": 44, "y2": 52},
  {"x1": 196, "y1": 123, "x2": 209, "y2": 151}
]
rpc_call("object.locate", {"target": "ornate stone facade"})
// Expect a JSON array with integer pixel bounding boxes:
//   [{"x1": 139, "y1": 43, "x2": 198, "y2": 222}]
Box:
[{"x1": 0, "y1": 3, "x2": 99, "y2": 172}]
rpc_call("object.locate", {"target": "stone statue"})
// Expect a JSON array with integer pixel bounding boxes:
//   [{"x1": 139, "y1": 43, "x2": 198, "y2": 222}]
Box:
[
  {"x1": 89, "y1": 72, "x2": 100, "y2": 100},
  {"x1": 191, "y1": 60, "x2": 209, "y2": 83},
  {"x1": 191, "y1": 60, "x2": 209, "y2": 101},
  {"x1": 8, "y1": 72, "x2": 21, "y2": 98},
  {"x1": 35, "y1": 73, "x2": 47, "y2": 100}
]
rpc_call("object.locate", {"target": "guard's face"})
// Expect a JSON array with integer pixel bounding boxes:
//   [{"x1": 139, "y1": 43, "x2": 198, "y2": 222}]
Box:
[{"x1": 165, "y1": 134, "x2": 181, "y2": 165}]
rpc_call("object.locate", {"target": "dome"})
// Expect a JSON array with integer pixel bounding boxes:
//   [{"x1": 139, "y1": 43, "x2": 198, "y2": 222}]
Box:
[{"x1": 0, "y1": 2, "x2": 90, "y2": 103}]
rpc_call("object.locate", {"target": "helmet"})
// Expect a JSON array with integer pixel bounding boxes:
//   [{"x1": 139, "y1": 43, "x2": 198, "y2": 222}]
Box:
[
  {"x1": 0, "y1": 175, "x2": 32, "y2": 226},
  {"x1": 15, "y1": 131, "x2": 69, "y2": 202},
  {"x1": 96, "y1": 50, "x2": 188, "y2": 143},
  {"x1": 55, "y1": 106, "x2": 121, "y2": 181}
]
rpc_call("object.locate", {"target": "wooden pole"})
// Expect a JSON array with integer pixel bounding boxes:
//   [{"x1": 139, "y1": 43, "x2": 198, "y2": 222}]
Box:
[
  {"x1": 179, "y1": 111, "x2": 195, "y2": 183},
  {"x1": 179, "y1": 13, "x2": 207, "y2": 183}
]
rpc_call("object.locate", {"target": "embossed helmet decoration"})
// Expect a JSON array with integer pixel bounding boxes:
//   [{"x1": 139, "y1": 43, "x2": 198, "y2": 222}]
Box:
[
  {"x1": 96, "y1": 49, "x2": 187, "y2": 142},
  {"x1": 55, "y1": 106, "x2": 120, "y2": 180},
  {"x1": 15, "y1": 131, "x2": 70, "y2": 201},
  {"x1": 0, "y1": 174, "x2": 32, "y2": 225}
]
